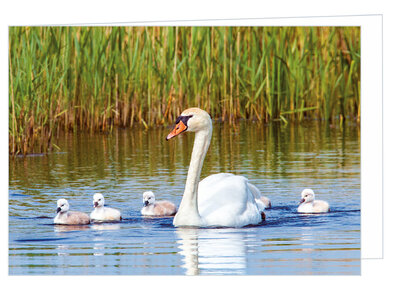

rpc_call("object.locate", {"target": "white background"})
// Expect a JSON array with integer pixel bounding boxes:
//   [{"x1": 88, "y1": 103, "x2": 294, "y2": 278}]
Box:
[{"x1": 1, "y1": 0, "x2": 398, "y2": 283}]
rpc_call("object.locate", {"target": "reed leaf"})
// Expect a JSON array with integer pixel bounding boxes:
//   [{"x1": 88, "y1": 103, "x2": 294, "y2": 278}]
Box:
[{"x1": 9, "y1": 26, "x2": 360, "y2": 155}]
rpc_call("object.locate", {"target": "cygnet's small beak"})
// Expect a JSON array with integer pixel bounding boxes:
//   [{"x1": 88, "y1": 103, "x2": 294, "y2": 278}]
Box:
[
  {"x1": 299, "y1": 198, "x2": 305, "y2": 204},
  {"x1": 56, "y1": 207, "x2": 61, "y2": 213},
  {"x1": 143, "y1": 200, "x2": 149, "y2": 207},
  {"x1": 94, "y1": 201, "x2": 99, "y2": 208},
  {"x1": 166, "y1": 121, "x2": 187, "y2": 141}
]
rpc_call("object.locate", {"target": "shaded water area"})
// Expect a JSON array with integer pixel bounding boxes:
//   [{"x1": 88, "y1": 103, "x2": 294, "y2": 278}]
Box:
[{"x1": 9, "y1": 121, "x2": 360, "y2": 275}]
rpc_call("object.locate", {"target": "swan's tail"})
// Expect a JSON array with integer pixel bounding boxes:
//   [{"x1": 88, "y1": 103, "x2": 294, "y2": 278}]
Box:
[{"x1": 247, "y1": 182, "x2": 271, "y2": 211}]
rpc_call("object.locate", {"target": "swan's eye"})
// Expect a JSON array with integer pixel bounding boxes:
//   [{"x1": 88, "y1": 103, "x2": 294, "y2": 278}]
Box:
[{"x1": 176, "y1": 115, "x2": 193, "y2": 126}]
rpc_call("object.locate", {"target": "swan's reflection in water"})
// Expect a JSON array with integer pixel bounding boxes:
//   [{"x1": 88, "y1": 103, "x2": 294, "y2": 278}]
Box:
[
  {"x1": 56, "y1": 244, "x2": 70, "y2": 256},
  {"x1": 53, "y1": 225, "x2": 89, "y2": 258},
  {"x1": 53, "y1": 224, "x2": 90, "y2": 233},
  {"x1": 176, "y1": 228, "x2": 199, "y2": 275},
  {"x1": 91, "y1": 223, "x2": 121, "y2": 231},
  {"x1": 176, "y1": 228, "x2": 251, "y2": 275},
  {"x1": 91, "y1": 223, "x2": 121, "y2": 257},
  {"x1": 298, "y1": 227, "x2": 318, "y2": 273},
  {"x1": 299, "y1": 229, "x2": 316, "y2": 253}
]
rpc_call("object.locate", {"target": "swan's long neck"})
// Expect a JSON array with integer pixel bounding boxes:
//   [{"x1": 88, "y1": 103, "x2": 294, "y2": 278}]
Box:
[{"x1": 174, "y1": 126, "x2": 212, "y2": 226}]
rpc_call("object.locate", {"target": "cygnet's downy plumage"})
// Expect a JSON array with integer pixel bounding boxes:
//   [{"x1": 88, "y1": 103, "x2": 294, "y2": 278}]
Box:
[
  {"x1": 297, "y1": 189, "x2": 330, "y2": 213},
  {"x1": 260, "y1": 196, "x2": 272, "y2": 209},
  {"x1": 54, "y1": 199, "x2": 90, "y2": 225},
  {"x1": 141, "y1": 191, "x2": 177, "y2": 216},
  {"x1": 247, "y1": 182, "x2": 271, "y2": 210},
  {"x1": 90, "y1": 193, "x2": 122, "y2": 222}
]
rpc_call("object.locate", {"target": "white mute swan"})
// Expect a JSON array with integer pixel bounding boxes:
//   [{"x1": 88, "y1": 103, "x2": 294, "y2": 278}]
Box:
[
  {"x1": 54, "y1": 199, "x2": 90, "y2": 225},
  {"x1": 297, "y1": 189, "x2": 330, "y2": 213},
  {"x1": 166, "y1": 107, "x2": 268, "y2": 227},
  {"x1": 90, "y1": 193, "x2": 122, "y2": 222},
  {"x1": 141, "y1": 191, "x2": 177, "y2": 216}
]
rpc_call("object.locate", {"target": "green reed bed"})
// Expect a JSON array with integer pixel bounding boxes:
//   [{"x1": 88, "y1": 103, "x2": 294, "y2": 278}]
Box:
[{"x1": 9, "y1": 26, "x2": 360, "y2": 155}]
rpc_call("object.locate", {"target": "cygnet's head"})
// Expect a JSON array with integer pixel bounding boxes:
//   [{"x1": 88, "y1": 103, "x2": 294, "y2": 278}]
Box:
[
  {"x1": 56, "y1": 198, "x2": 70, "y2": 213},
  {"x1": 300, "y1": 189, "x2": 315, "y2": 204},
  {"x1": 166, "y1": 108, "x2": 212, "y2": 140},
  {"x1": 93, "y1": 193, "x2": 105, "y2": 208},
  {"x1": 142, "y1": 191, "x2": 155, "y2": 207}
]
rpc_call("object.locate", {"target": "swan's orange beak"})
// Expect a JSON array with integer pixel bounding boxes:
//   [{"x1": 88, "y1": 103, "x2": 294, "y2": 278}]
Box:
[{"x1": 166, "y1": 121, "x2": 187, "y2": 140}]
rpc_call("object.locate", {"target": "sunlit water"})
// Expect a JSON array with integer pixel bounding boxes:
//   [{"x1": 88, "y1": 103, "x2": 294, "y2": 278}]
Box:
[{"x1": 9, "y1": 121, "x2": 360, "y2": 275}]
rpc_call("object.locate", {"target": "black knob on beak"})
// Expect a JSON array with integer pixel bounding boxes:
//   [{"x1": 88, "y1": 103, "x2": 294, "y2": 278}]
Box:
[
  {"x1": 94, "y1": 202, "x2": 99, "y2": 207},
  {"x1": 143, "y1": 200, "x2": 149, "y2": 207},
  {"x1": 56, "y1": 207, "x2": 61, "y2": 213}
]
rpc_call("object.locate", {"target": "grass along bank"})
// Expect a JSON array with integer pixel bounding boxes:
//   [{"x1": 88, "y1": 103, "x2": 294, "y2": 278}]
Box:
[{"x1": 9, "y1": 26, "x2": 360, "y2": 155}]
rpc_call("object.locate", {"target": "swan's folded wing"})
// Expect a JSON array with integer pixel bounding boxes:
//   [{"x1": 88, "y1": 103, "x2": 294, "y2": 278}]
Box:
[
  {"x1": 68, "y1": 211, "x2": 90, "y2": 225},
  {"x1": 313, "y1": 200, "x2": 330, "y2": 213},
  {"x1": 198, "y1": 174, "x2": 261, "y2": 227},
  {"x1": 199, "y1": 173, "x2": 234, "y2": 188},
  {"x1": 247, "y1": 182, "x2": 271, "y2": 210}
]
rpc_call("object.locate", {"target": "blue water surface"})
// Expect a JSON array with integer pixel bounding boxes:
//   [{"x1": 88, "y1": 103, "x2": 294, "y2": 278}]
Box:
[{"x1": 9, "y1": 122, "x2": 360, "y2": 275}]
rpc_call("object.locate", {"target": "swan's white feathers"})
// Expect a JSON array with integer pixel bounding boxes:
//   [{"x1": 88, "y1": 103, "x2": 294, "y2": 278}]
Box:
[
  {"x1": 181, "y1": 107, "x2": 207, "y2": 116},
  {"x1": 90, "y1": 193, "x2": 121, "y2": 222},
  {"x1": 90, "y1": 207, "x2": 121, "y2": 222},
  {"x1": 260, "y1": 196, "x2": 272, "y2": 209},
  {"x1": 297, "y1": 188, "x2": 330, "y2": 213},
  {"x1": 197, "y1": 173, "x2": 262, "y2": 227},
  {"x1": 180, "y1": 108, "x2": 212, "y2": 133},
  {"x1": 246, "y1": 182, "x2": 271, "y2": 210},
  {"x1": 141, "y1": 191, "x2": 177, "y2": 216},
  {"x1": 54, "y1": 199, "x2": 90, "y2": 225},
  {"x1": 199, "y1": 174, "x2": 270, "y2": 212},
  {"x1": 54, "y1": 211, "x2": 90, "y2": 225},
  {"x1": 170, "y1": 107, "x2": 270, "y2": 227}
]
